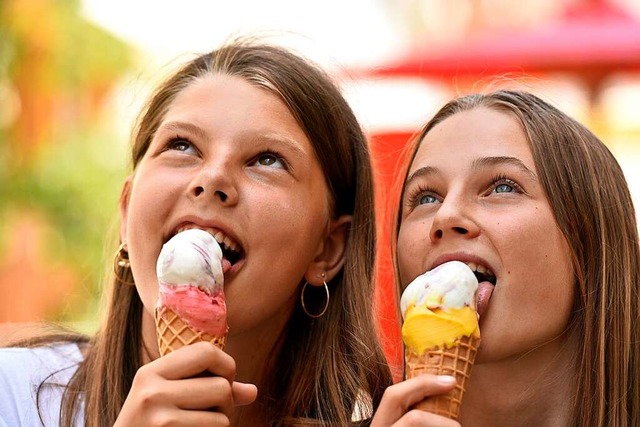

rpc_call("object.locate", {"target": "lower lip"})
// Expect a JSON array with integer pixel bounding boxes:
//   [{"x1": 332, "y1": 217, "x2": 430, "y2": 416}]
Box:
[
  {"x1": 476, "y1": 281, "x2": 495, "y2": 318},
  {"x1": 224, "y1": 257, "x2": 245, "y2": 279}
]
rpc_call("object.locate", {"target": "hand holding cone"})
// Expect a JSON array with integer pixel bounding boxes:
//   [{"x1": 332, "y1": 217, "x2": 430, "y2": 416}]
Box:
[{"x1": 404, "y1": 334, "x2": 479, "y2": 418}]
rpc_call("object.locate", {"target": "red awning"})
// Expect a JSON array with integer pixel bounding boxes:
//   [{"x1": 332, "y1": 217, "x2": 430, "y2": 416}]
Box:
[{"x1": 362, "y1": 0, "x2": 640, "y2": 81}]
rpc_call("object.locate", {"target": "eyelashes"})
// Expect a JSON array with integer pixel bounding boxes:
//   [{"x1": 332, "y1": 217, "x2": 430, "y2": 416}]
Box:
[
  {"x1": 250, "y1": 149, "x2": 290, "y2": 171},
  {"x1": 166, "y1": 136, "x2": 197, "y2": 153},
  {"x1": 161, "y1": 135, "x2": 290, "y2": 171},
  {"x1": 403, "y1": 173, "x2": 525, "y2": 210},
  {"x1": 488, "y1": 174, "x2": 524, "y2": 195},
  {"x1": 159, "y1": 135, "x2": 199, "y2": 156},
  {"x1": 405, "y1": 184, "x2": 440, "y2": 209}
]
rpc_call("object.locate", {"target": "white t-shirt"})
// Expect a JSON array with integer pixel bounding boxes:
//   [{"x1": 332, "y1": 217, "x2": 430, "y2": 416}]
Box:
[{"x1": 0, "y1": 343, "x2": 84, "y2": 426}]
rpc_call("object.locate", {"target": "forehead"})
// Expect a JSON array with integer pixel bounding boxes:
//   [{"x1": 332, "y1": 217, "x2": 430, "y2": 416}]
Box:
[
  {"x1": 409, "y1": 107, "x2": 535, "y2": 174},
  {"x1": 161, "y1": 74, "x2": 313, "y2": 147},
  {"x1": 167, "y1": 74, "x2": 288, "y2": 120}
]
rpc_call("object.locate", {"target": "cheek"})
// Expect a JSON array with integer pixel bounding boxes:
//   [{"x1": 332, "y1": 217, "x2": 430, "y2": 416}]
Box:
[
  {"x1": 499, "y1": 210, "x2": 575, "y2": 319},
  {"x1": 126, "y1": 167, "x2": 186, "y2": 230},
  {"x1": 126, "y1": 186, "x2": 170, "y2": 245},
  {"x1": 496, "y1": 206, "x2": 561, "y2": 261},
  {"x1": 124, "y1": 173, "x2": 183, "y2": 310},
  {"x1": 396, "y1": 219, "x2": 431, "y2": 286},
  {"x1": 246, "y1": 187, "x2": 329, "y2": 264},
  {"x1": 536, "y1": 232, "x2": 575, "y2": 313}
]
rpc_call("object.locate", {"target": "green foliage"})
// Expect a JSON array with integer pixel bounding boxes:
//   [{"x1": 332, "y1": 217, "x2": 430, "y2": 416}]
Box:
[
  {"x1": 0, "y1": 126, "x2": 129, "y2": 321},
  {"x1": 0, "y1": 0, "x2": 134, "y2": 325},
  {"x1": 53, "y1": 2, "x2": 132, "y2": 89}
]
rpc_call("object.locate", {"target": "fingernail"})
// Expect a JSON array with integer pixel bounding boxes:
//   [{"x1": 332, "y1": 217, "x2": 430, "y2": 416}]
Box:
[{"x1": 437, "y1": 375, "x2": 456, "y2": 385}]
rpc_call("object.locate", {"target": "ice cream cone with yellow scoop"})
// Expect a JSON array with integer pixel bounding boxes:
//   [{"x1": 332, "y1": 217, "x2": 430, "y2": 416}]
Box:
[{"x1": 400, "y1": 260, "x2": 480, "y2": 420}]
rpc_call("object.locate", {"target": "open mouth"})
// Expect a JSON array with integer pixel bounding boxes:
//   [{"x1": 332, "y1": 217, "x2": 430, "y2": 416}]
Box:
[
  {"x1": 217, "y1": 237, "x2": 243, "y2": 266},
  {"x1": 473, "y1": 270, "x2": 496, "y2": 285},
  {"x1": 466, "y1": 262, "x2": 497, "y2": 319},
  {"x1": 464, "y1": 261, "x2": 496, "y2": 317},
  {"x1": 465, "y1": 262, "x2": 497, "y2": 286}
]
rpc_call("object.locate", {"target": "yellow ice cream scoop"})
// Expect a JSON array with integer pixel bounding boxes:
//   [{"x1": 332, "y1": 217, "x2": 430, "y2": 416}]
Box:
[
  {"x1": 400, "y1": 260, "x2": 480, "y2": 354},
  {"x1": 402, "y1": 305, "x2": 478, "y2": 354}
]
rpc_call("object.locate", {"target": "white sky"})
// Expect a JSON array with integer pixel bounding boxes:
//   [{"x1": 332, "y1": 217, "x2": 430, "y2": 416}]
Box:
[
  {"x1": 81, "y1": 0, "x2": 399, "y2": 69},
  {"x1": 81, "y1": 0, "x2": 447, "y2": 134},
  {"x1": 82, "y1": 0, "x2": 640, "y2": 211}
]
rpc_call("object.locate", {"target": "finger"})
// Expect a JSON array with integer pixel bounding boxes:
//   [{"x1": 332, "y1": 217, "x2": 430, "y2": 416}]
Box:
[
  {"x1": 372, "y1": 375, "x2": 456, "y2": 426},
  {"x1": 394, "y1": 409, "x2": 461, "y2": 427},
  {"x1": 394, "y1": 375, "x2": 457, "y2": 408},
  {"x1": 233, "y1": 382, "x2": 258, "y2": 406},
  {"x1": 170, "y1": 376, "x2": 234, "y2": 414},
  {"x1": 152, "y1": 409, "x2": 231, "y2": 427},
  {"x1": 154, "y1": 342, "x2": 236, "y2": 382}
]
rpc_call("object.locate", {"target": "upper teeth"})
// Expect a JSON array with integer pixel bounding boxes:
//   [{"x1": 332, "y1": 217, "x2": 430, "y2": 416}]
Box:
[
  {"x1": 177, "y1": 225, "x2": 239, "y2": 252},
  {"x1": 466, "y1": 261, "x2": 493, "y2": 277}
]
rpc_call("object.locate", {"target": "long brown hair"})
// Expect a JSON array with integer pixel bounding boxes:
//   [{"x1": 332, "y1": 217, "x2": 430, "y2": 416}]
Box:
[
  {"x1": 392, "y1": 90, "x2": 640, "y2": 426},
  {"x1": 14, "y1": 39, "x2": 392, "y2": 426}
]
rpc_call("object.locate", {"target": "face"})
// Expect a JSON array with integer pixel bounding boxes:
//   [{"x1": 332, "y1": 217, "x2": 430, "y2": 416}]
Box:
[
  {"x1": 122, "y1": 74, "x2": 332, "y2": 343},
  {"x1": 397, "y1": 107, "x2": 574, "y2": 363}
]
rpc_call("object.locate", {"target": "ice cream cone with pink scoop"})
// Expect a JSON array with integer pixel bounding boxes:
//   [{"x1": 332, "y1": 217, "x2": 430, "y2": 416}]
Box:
[
  {"x1": 155, "y1": 228, "x2": 229, "y2": 355},
  {"x1": 400, "y1": 260, "x2": 480, "y2": 420}
]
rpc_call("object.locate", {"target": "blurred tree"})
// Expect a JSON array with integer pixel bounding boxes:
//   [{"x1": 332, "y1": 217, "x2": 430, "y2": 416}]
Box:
[{"x1": 0, "y1": 0, "x2": 134, "y2": 329}]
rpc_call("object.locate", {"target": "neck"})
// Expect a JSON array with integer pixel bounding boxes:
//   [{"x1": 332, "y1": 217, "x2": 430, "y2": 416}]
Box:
[
  {"x1": 225, "y1": 304, "x2": 293, "y2": 427},
  {"x1": 140, "y1": 303, "x2": 292, "y2": 426},
  {"x1": 460, "y1": 333, "x2": 576, "y2": 427}
]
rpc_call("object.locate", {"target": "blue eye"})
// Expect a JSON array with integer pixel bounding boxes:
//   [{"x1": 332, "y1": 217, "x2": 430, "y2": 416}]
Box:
[
  {"x1": 419, "y1": 194, "x2": 438, "y2": 204},
  {"x1": 495, "y1": 183, "x2": 514, "y2": 193},
  {"x1": 489, "y1": 176, "x2": 523, "y2": 196},
  {"x1": 406, "y1": 186, "x2": 440, "y2": 209}
]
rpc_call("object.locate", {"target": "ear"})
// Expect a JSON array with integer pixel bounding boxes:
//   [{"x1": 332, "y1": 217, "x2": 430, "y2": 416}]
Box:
[
  {"x1": 119, "y1": 175, "x2": 133, "y2": 243},
  {"x1": 304, "y1": 214, "x2": 352, "y2": 286}
]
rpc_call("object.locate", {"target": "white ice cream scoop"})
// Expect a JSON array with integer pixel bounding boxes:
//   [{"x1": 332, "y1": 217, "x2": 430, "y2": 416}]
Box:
[
  {"x1": 400, "y1": 260, "x2": 478, "y2": 320},
  {"x1": 156, "y1": 228, "x2": 224, "y2": 292}
]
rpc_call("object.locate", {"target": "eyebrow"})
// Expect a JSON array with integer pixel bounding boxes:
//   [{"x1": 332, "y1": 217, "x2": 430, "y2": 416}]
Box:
[
  {"x1": 404, "y1": 156, "x2": 538, "y2": 188},
  {"x1": 405, "y1": 165, "x2": 440, "y2": 189},
  {"x1": 158, "y1": 121, "x2": 209, "y2": 140},
  {"x1": 158, "y1": 121, "x2": 308, "y2": 159},
  {"x1": 256, "y1": 133, "x2": 308, "y2": 161},
  {"x1": 472, "y1": 156, "x2": 538, "y2": 181}
]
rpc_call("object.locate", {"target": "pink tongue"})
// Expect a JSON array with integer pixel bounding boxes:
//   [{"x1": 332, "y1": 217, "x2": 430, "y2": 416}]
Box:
[
  {"x1": 222, "y1": 258, "x2": 232, "y2": 274},
  {"x1": 476, "y1": 281, "x2": 495, "y2": 318}
]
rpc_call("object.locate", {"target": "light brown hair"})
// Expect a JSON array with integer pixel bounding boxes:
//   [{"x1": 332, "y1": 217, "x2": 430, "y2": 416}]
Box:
[
  {"x1": 15, "y1": 39, "x2": 392, "y2": 426},
  {"x1": 392, "y1": 90, "x2": 640, "y2": 426}
]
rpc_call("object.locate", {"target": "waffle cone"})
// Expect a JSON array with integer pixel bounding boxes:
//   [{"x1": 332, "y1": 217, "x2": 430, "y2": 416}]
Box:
[
  {"x1": 155, "y1": 306, "x2": 227, "y2": 356},
  {"x1": 404, "y1": 334, "x2": 480, "y2": 420}
]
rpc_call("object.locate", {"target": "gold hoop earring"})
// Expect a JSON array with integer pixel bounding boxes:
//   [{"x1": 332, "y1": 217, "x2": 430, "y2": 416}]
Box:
[
  {"x1": 301, "y1": 273, "x2": 329, "y2": 318},
  {"x1": 114, "y1": 242, "x2": 135, "y2": 286}
]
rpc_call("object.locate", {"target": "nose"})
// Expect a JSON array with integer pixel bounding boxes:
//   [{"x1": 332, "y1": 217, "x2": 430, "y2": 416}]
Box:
[
  {"x1": 429, "y1": 194, "x2": 480, "y2": 242},
  {"x1": 189, "y1": 163, "x2": 239, "y2": 206}
]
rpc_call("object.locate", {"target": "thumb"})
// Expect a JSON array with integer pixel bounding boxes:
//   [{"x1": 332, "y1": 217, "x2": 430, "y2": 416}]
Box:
[{"x1": 232, "y1": 382, "x2": 258, "y2": 406}]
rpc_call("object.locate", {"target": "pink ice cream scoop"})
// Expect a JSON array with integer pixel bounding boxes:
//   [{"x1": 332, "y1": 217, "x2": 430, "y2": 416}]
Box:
[{"x1": 156, "y1": 228, "x2": 227, "y2": 340}]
